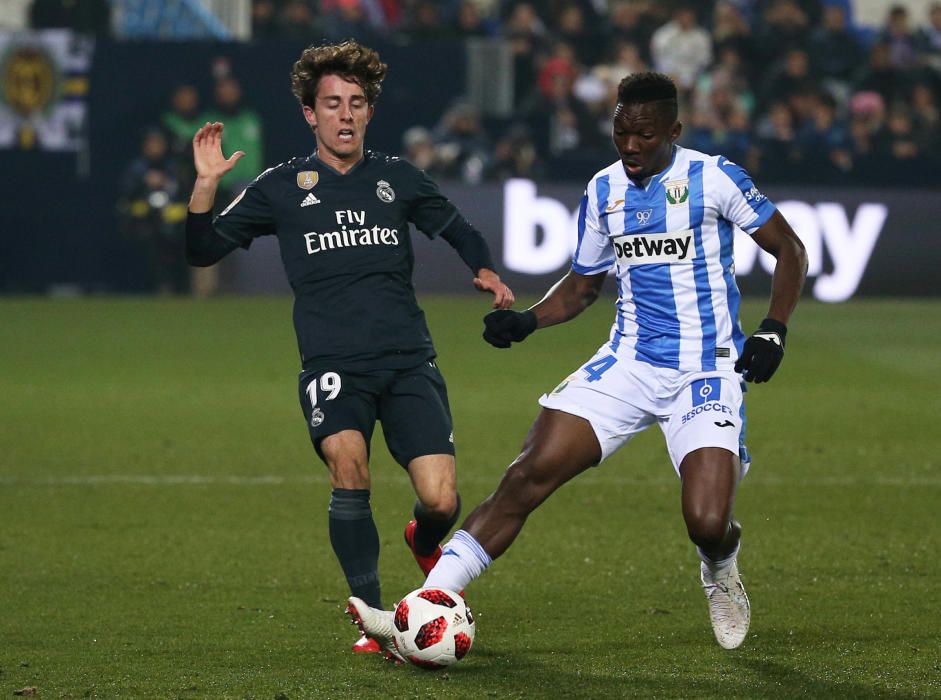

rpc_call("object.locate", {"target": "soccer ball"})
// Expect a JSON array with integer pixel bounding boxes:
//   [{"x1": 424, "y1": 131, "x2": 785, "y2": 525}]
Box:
[{"x1": 392, "y1": 587, "x2": 475, "y2": 669}]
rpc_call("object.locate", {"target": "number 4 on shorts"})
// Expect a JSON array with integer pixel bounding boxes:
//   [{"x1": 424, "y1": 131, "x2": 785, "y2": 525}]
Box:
[{"x1": 583, "y1": 355, "x2": 617, "y2": 382}]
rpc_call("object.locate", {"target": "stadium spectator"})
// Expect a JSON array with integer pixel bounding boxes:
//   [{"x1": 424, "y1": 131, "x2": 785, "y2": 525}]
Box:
[
  {"x1": 693, "y1": 44, "x2": 755, "y2": 121},
  {"x1": 846, "y1": 90, "x2": 885, "y2": 179},
  {"x1": 604, "y1": 0, "x2": 660, "y2": 65},
  {"x1": 879, "y1": 4, "x2": 918, "y2": 70},
  {"x1": 250, "y1": 0, "x2": 281, "y2": 39},
  {"x1": 809, "y1": 4, "x2": 866, "y2": 85},
  {"x1": 553, "y1": 2, "x2": 602, "y2": 66},
  {"x1": 398, "y1": 0, "x2": 447, "y2": 42},
  {"x1": 184, "y1": 42, "x2": 514, "y2": 660},
  {"x1": 525, "y1": 42, "x2": 601, "y2": 156},
  {"x1": 909, "y1": 81, "x2": 940, "y2": 152},
  {"x1": 710, "y1": 0, "x2": 753, "y2": 61},
  {"x1": 853, "y1": 41, "x2": 908, "y2": 104},
  {"x1": 487, "y1": 123, "x2": 545, "y2": 180},
  {"x1": 753, "y1": 0, "x2": 812, "y2": 63},
  {"x1": 117, "y1": 127, "x2": 189, "y2": 294},
  {"x1": 502, "y1": 2, "x2": 549, "y2": 110},
  {"x1": 753, "y1": 100, "x2": 802, "y2": 181},
  {"x1": 276, "y1": 0, "x2": 324, "y2": 41},
  {"x1": 916, "y1": 2, "x2": 941, "y2": 70},
  {"x1": 452, "y1": 0, "x2": 498, "y2": 38},
  {"x1": 650, "y1": 4, "x2": 712, "y2": 94},
  {"x1": 351, "y1": 70, "x2": 808, "y2": 655},
  {"x1": 322, "y1": 0, "x2": 385, "y2": 42},
  {"x1": 401, "y1": 125, "x2": 446, "y2": 177},
  {"x1": 796, "y1": 91, "x2": 852, "y2": 178},
  {"x1": 431, "y1": 99, "x2": 492, "y2": 183},
  {"x1": 162, "y1": 84, "x2": 203, "y2": 161}
]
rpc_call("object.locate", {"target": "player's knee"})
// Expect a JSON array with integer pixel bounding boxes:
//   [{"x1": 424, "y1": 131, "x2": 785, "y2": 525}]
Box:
[
  {"x1": 418, "y1": 491, "x2": 459, "y2": 520},
  {"x1": 685, "y1": 511, "x2": 729, "y2": 550}
]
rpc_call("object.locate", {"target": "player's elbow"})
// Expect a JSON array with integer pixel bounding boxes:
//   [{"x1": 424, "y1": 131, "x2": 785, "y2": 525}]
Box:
[{"x1": 186, "y1": 247, "x2": 218, "y2": 267}]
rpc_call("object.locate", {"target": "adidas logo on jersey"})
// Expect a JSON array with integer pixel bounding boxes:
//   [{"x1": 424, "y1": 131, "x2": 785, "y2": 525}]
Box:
[{"x1": 300, "y1": 193, "x2": 320, "y2": 207}]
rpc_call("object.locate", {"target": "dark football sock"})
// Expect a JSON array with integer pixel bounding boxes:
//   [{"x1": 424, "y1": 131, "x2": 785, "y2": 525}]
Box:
[
  {"x1": 412, "y1": 494, "x2": 461, "y2": 556},
  {"x1": 329, "y1": 488, "x2": 381, "y2": 609}
]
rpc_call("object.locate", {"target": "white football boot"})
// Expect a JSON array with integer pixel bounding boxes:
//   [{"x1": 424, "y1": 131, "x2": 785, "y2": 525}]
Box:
[
  {"x1": 700, "y1": 560, "x2": 750, "y2": 649},
  {"x1": 346, "y1": 597, "x2": 405, "y2": 663}
]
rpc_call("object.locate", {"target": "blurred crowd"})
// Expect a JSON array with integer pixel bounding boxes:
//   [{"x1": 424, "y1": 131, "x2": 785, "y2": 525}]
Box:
[
  {"x1": 248, "y1": 0, "x2": 941, "y2": 187},
  {"x1": 116, "y1": 60, "x2": 263, "y2": 295}
]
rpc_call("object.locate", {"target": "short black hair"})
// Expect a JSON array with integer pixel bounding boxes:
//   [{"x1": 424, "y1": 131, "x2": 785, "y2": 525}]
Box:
[{"x1": 616, "y1": 72, "x2": 678, "y2": 122}]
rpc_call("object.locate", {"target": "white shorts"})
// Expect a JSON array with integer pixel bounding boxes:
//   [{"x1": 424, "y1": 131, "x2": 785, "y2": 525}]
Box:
[{"x1": 538, "y1": 344, "x2": 750, "y2": 477}]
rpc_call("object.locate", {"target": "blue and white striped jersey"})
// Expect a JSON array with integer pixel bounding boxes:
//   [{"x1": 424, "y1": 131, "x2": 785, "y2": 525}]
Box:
[{"x1": 572, "y1": 145, "x2": 776, "y2": 372}]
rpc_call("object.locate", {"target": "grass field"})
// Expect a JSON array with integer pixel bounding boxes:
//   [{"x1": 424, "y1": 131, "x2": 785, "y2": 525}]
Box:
[{"x1": 2, "y1": 296, "x2": 940, "y2": 699}]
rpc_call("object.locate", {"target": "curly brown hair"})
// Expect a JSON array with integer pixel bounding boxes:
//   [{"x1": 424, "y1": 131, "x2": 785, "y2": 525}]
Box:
[{"x1": 291, "y1": 40, "x2": 388, "y2": 108}]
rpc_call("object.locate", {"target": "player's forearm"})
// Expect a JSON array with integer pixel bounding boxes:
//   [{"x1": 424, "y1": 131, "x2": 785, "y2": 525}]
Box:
[
  {"x1": 530, "y1": 272, "x2": 601, "y2": 329},
  {"x1": 188, "y1": 175, "x2": 222, "y2": 215},
  {"x1": 439, "y1": 217, "x2": 495, "y2": 275},
  {"x1": 766, "y1": 237, "x2": 808, "y2": 325},
  {"x1": 185, "y1": 211, "x2": 239, "y2": 266}
]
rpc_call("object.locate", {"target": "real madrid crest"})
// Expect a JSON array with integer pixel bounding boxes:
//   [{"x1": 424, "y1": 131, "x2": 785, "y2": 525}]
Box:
[
  {"x1": 376, "y1": 180, "x2": 395, "y2": 203},
  {"x1": 297, "y1": 171, "x2": 319, "y2": 190},
  {"x1": 311, "y1": 407, "x2": 324, "y2": 427}
]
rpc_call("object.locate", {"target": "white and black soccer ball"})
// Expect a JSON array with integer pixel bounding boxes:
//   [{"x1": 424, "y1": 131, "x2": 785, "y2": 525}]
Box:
[{"x1": 392, "y1": 587, "x2": 475, "y2": 669}]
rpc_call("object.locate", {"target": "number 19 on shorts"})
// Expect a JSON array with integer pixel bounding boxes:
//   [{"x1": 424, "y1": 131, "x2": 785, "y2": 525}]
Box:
[{"x1": 305, "y1": 372, "x2": 341, "y2": 407}]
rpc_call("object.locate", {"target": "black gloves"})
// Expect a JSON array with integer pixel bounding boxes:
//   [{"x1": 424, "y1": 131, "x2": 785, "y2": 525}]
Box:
[
  {"x1": 734, "y1": 318, "x2": 787, "y2": 383},
  {"x1": 482, "y1": 309, "x2": 538, "y2": 349}
]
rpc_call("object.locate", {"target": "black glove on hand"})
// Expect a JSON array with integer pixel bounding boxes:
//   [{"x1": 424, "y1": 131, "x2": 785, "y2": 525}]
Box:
[
  {"x1": 482, "y1": 309, "x2": 538, "y2": 349},
  {"x1": 734, "y1": 318, "x2": 787, "y2": 383}
]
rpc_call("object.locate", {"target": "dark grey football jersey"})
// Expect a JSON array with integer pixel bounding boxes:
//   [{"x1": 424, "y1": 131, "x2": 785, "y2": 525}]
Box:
[{"x1": 214, "y1": 151, "x2": 459, "y2": 370}]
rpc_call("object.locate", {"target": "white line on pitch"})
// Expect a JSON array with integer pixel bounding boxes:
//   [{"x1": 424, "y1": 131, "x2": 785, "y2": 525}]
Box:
[{"x1": 0, "y1": 474, "x2": 939, "y2": 487}]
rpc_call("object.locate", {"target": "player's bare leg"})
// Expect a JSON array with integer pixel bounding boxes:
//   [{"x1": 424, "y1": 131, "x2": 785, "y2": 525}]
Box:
[
  {"x1": 463, "y1": 409, "x2": 601, "y2": 557},
  {"x1": 420, "y1": 409, "x2": 601, "y2": 594},
  {"x1": 680, "y1": 447, "x2": 749, "y2": 649},
  {"x1": 404, "y1": 454, "x2": 460, "y2": 575},
  {"x1": 321, "y1": 430, "x2": 384, "y2": 652}
]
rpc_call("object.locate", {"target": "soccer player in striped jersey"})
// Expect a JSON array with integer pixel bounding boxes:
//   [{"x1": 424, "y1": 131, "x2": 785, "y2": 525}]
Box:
[{"x1": 349, "y1": 72, "x2": 808, "y2": 651}]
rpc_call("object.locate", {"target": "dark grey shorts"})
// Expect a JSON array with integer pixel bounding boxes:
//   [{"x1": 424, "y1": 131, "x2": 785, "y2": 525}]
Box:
[{"x1": 297, "y1": 359, "x2": 455, "y2": 468}]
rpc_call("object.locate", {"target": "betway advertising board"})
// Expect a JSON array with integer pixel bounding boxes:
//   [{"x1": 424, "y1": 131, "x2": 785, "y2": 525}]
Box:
[{"x1": 228, "y1": 179, "x2": 941, "y2": 300}]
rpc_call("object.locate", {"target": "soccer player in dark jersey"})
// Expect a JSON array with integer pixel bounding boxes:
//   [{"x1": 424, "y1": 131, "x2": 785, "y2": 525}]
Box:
[{"x1": 184, "y1": 40, "x2": 514, "y2": 658}]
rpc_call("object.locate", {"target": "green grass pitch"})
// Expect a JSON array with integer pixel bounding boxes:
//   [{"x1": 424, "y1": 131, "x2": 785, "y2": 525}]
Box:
[{"x1": 1, "y1": 295, "x2": 939, "y2": 699}]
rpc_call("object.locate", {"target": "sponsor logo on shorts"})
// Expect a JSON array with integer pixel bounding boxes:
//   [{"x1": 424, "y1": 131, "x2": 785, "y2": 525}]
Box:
[
  {"x1": 682, "y1": 379, "x2": 732, "y2": 425},
  {"x1": 681, "y1": 402, "x2": 734, "y2": 425},
  {"x1": 691, "y1": 379, "x2": 722, "y2": 406},
  {"x1": 612, "y1": 230, "x2": 695, "y2": 266}
]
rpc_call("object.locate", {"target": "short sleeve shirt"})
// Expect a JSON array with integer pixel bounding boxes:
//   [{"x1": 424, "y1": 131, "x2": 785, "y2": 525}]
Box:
[{"x1": 571, "y1": 146, "x2": 777, "y2": 372}]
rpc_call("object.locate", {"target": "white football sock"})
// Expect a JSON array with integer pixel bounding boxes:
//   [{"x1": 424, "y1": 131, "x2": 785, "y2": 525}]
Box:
[
  {"x1": 698, "y1": 542, "x2": 740, "y2": 575},
  {"x1": 423, "y1": 530, "x2": 492, "y2": 592}
]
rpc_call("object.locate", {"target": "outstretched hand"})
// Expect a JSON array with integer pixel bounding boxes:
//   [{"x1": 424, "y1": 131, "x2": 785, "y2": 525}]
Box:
[
  {"x1": 482, "y1": 309, "x2": 537, "y2": 348},
  {"x1": 192, "y1": 122, "x2": 245, "y2": 181},
  {"x1": 473, "y1": 268, "x2": 515, "y2": 309}
]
